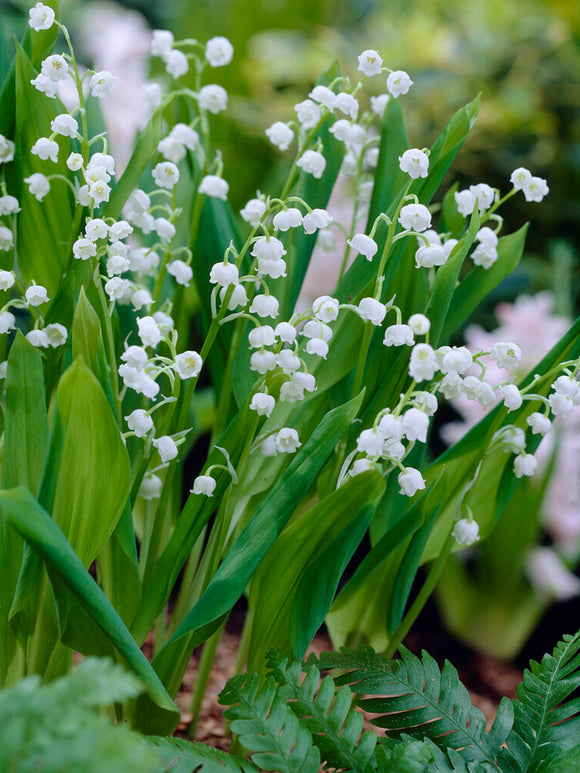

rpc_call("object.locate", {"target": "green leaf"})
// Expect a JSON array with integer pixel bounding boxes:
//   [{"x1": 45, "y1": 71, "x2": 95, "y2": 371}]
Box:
[
  {"x1": 247, "y1": 470, "x2": 385, "y2": 673},
  {"x1": 143, "y1": 736, "x2": 259, "y2": 773},
  {"x1": 14, "y1": 44, "x2": 75, "y2": 297},
  {"x1": 367, "y1": 97, "x2": 409, "y2": 227},
  {"x1": 0, "y1": 486, "x2": 180, "y2": 735},
  {"x1": 145, "y1": 393, "x2": 364, "y2": 706},
  {"x1": 267, "y1": 652, "x2": 377, "y2": 771},
  {"x1": 499, "y1": 630, "x2": 580, "y2": 773},
  {"x1": 440, "y1": 224, "x2": 528, "y2": 340},
  {"x1": 220, "y1": 673, "x2": 321, "y2": 773}
]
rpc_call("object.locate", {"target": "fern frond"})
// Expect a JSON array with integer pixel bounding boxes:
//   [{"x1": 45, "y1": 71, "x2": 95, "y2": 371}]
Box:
[
  {"x1": 310, "y1": 645, "x2": 509, "y2": 770},
  {"x1": 143, "y1": 735, "x2": 259, "y2": 772},
  {"x1": 498, "y1": 630, "x2": 580, "y2": 773},
  {"x1": 219, "y1": 673, "x2": 321, "y2": 773},
  {"x1": 267, "y1": 651, "x2": 377, "y2": 771}
]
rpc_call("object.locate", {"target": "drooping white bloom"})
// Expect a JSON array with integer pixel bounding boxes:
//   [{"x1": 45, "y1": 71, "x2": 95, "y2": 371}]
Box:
[
  {"x1": 313, "y1": 295, "x2": 339, "y2": 323},
  {"x1": 275, "y1": 322, "x2": 297, "y2": 343},
  {"x1": 440, "y1": 346, "x2": 473, "y2": 375},
  {"x1": 125, "y1": 409, "x2": 154, "y2": 438},
  {"x1": 499, "y1": 383, "x2": 523, "y2": 411},
  {"x1": 378, "y1": 413, "x2": 404, "y2": 440},
  {"x1": 265, "y1": 122, "x2": 294, "y2": 151},
  {"x1": 0, "y1": 136, "x2": 14, "y2": 165},
  {"x1": 43, "y1": 323, "x2": 67, "y2": 347},
  {"x1": 87, "y1": 180, "x2": 111, "y2": 206},
  {"x1": 0, "y1": 227, "x2": 13, "y2": 251},
  {"x1": 157, "y1": 136, "x2": 186, "y2": 164},
  {"x1": 154, "y1": 217, "x2": 176, "y2": 242},
  {"x1": 277, "y1": 349, "x2": 301, "y2": 374},
  {"x1": 329, "y1": 120, "x2": 364, "y2": 145},
  {"x1": 209, "y1": 261, "x2": 239, "y2": 287},
  {"x1": 249, "y1": 295, "x2": 279, "y2": 318},
  {"x1": 30, "y1": 73, "x2": 58, "y2": 98},
  {"x1": 153, "y1": 435, "x2": 179, "y2": 463},
  {"x1": 90, "y1": 71, "x2": 117, "y2": 98},
  {"x1": 510, "y1": 167, "x2": 532, "y2": 190},
  {"x1": 89, "y1": 152, "x2": 115, "y2": 176},
  {"x1": 414, "y1": 244, "x2": 447, "y2": 269},
  {"x1": 348, "y1": 233, "x2": 378, "y2": 260},
  {"x1": 386, "y1": 70, "x2": 413, "y2": 97},
  {"x1": 167, "y1": 260, "x2": 193, "y2": 286},
  {"x1": 0, "y1": 270, "x2": 15, "y2": 290},
  {"x1": 490, "y1": 342, "x2": 521, "y2": 370},
  {"x1": 29, "y1": 3, "x2": 55, "y2": 30},
  {"x1": 409, "y1": 343, "x2": 438, "y2": 382},
  {"x1": 152, "y1": 161, "x2": 179, "y2": 189},
  {"x1": 527, "y1": 412, "x2": 552, "y2": 435},
  {"x1": 250, "y1": 349, "x2": 277, "y2": 374},
  {"x1": 334, "y1": 92, "x2": 359, "y2": 119},
  {"x1": 303, "y1": 208, "x2": 332, "y2": 234},
  {"x1": 250, "y1": 392, "x2": 275, "y2": 417},
  {"x1": 26, "y1": 329, "x2": 49, "y2": 348},
  {"x1": 198, "y1": 84, "x2": 228, "y2": 114},
  {"x1": 548, "y1": 391, "x2": 574, "y2": 417},
  {"x1": 552, "y1": 375, "x2": 580, "y2": 401},
  {"x1": 273, "y1": 208, "x2": 303, "y2": 231},
  {"x1": 85, "y1": 218, "x2": 109, "y2": 241},
  {"x1": 305, "y1": 338, "x2": 329, "y2": 358},
  {"x1": 303, "y1": 320, "x2": 332, "y2": 341},
  {"x1": 205, "y1": 36, "x2": 234, "y2": 67},
  {"x1": 220, "y1": 284, "x2": 248, "y2": 310},
  {"x1": 137, "y1": 316, "x2": 162, "y2": 348},
  {"x1": 31, "y1": 137, "x2": 59, "y2": 163},
  {"x1": 276, "y1": 428, "x2": 301, "y2": 453},
  {"x1": 383, "y1": 324, "x2": 414, "y2": 347},
  {"x1": 294, "y1": 99, "x2": 321, "y2": 129},
  {"x1": 72, "y1": 238, "x2": 97, "y2": 261},
  {"x1": 452, "y1": 518, "x2": 480, "y2": 546},
  {"x1": 470, "y1": 183, "x2": 495, "y2": 211},
  {"x1": 174, "y1": 350, "x2": 203, "y2": 379},
  {"x1": 454, "y1": 189, "x2": 476, "y2": 217},
  {"x1": 370, "y1": 93, "x2": 389, "y2": 117},
  {"x1": 192, "y1": 475, "x2": 217, "y2": 496},
  {"x1": 399, "y1": 148, "x2": 429, "y2": 179},
  {"x1": 251, "y1": 236, "x2": 286, "y2": 262},
  {"x1": 357, "y1": 297, "x2": 387, "y2": 326},
  {"x1": 357, "y1": 428, "x2": 385, "y2": 457},
  {"x1": 164, "y1": 50, "x2": 189, "y2": 79},
  {"x1": 413, "y1": 392, "x2": 438, "y2": 415},
  {"x1": 292, "y1": 371, "x2": 316, "y2": 393},
  {"x1": 408, "y1": 314, "x2": 431, "y2": 335},
  {"x1": 25, "y1": 285, "x2": 50, "y2": 306},
  {"x1": 140, "y1": 473, "x2": 162, "y2": 500},
  {"x1": 398, "y1": 467, "x2": 425, "y2": 496},
  {"x1": 514, "y1": 453, "x2": 537, "y2": 478},
  {"x1": 470, "y1": 243, "x2": 498, "y2": 269},
  {"x1": 309, "y1": 85, "x2": 337, "y2": 109},
  {"x1": 0, "y1": 311, "x2": 16, "y2": 334},
  {"x1": 522, "y1": 176, "x2": 549, "y2": 203},
  {"x1": 248, "y1": 325, "x2": 276, "y2": 348},
  {"x1": 41, "y1": 54, "x2": 68, "y2": 82},
  {"x1": 399, "y1": 204, "x2": 432, "y2": 232},
  {"x1": 151, "y1": 30, "x2": 174, "y2": 57},
  {"x1": 106, "y1": 255, "x2": 130, "y2": 276},
  {"x1": 51, "y1": 114, "x2": 78, "y2": 138},
  {"x1": 0, "y1": 195, "x2": 20, "y2": 216},
  {"x1": 296, "y1": 150, "x2": 326, "y2": 179},
  {"x1": 461, "y1": 376, "x2": 495, "y2": 407},
  {"x1": 131, "y1": 289, "x2": 153, "y2": 311},
  {"x1": 402, "y1": 408, "x2": 429, "y2": 442},
  {"x1": 357, "y1": 49, "x2": 383, "y2": 77},
  {"x1": 170, "y1": 123, "x2": 199, "y2": 149},
  {"x1": 143, "y1": 82, "x2": 163, "y2": 115},
  {"x1": 121, "y1": 345, "x2": 149, "y2": 370},
  {"x1": 525, "y1": 548, "x2": 580, "y2": 601},
  {"x1": 240, "y1": 198, "x2": 267, "y2": 226}
]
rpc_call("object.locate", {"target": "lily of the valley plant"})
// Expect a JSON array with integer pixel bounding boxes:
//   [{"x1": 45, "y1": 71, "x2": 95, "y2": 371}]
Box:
[{"x1": 0, "y1": 0, "x2": 578, "y2": 741}]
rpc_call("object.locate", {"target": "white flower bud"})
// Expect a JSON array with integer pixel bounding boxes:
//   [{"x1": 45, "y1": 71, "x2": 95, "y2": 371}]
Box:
[
  {"x1": 398, "y1": 204, "x2": 431, "y2": 232},
  {"x1": 167, "y1": 259, "x2": 193, "y2": 286},
  {"x1": 0, "y1": 270, "x2": 15, "y2": 290},
  {"x1": 490, "y1": 342, "x2": 521, "y2": 370},
  {"x1": 357, "y1": 49, "x2": 383, "y2": 77},
  {"x1": 0, "y1": 311, "x2": 16, "y2": 334},
  {"x1": 402, "y1": 408, "x2": 429, "y2": 442},
  {"x1": 31, "y1": 137, "x2": 59, "y2": 163},
  {"x1": 50, "y1": 113, "x2": 78, "y2": 138},
  {"x1": 357, "y1": 297, "x2": 387, "y2": 326},
  {"x1": 386, "y1": 70, "x2": 413, "y2": 97},
  {"x1": 383, "y1": 324, "x2": 414, "y2": 347},
  {"x1": 399, "y1": 148, "x2": 429, "y2": 179},
  {"x1": 348, "y1": 233, "x2": 378, "y2": 260},
  {"x1": 408, "y1": 314, "x2": 431, "y2": 335},
  {"x1": 43, "y1": 323, "x2": 67, "y2": 347},
  {"x1": 192, "y1": 475, "x2": 217, "y2": 496},
  {"x1": 452, "y1": 518, "x2": 479, "y2": 546},
  {"x1": 296, "y1": 150, "x2": 326, "y2": 179},
  {"x1": 527, "y1": 412, "x2": 552, "y2": 435},
  {"x1": 248, "y1": 325, "x2": 276, "y2": 348},
  {"x1": 152, "y1": 161, "x2": 179, "y2": 189},
  {"x1": 153, "y1": 435, "x2": 178, "y2": 463},
  {"x1": 209, "y1": 261, "x2": 239, "y2": 287},
  {"x1": 29, "y1": 3, "x2": 55, "y2": 30},
  {"x1": 24, "y1": 173, "x2": 50, "y2": 201},
  {"x1": 26, "y1": 330, "x2": 49, "y2": 348},
  {"x1": 249, "y1": 295, "x2": 279, "y2": 318},
  {"x1": 25, "y1": 285, "x2": 50, "y2": 306},
  {"x1": 205, "y1": 36, "x2": 234, "y2": 67},
  {"x1": 312, "y1": 295, "x2": 339, "y2": 323},
  {"x1": 250, "y1": 350, "x2": 277, "y2": 373},
  {"x1": 174, "y1": 351, "x2": 203, "y2": 379},
  {"x1": 294, "y1": 99, "x2": 321, "y2": 129},
  {"x1": 398, "y1": 467, "x2": 425, "y2": 496},
  {"x1": 265, "y1": 122, "x2": 294, "y2": 151},
  {"x1": 272, "y1": 208, "x2": 303, "y2": 231},
  {"x1": 0, "y1": 227, "x2": 13, "y2": 251},
  {"x1": 125, "y1": 409, "x2": 154, "y2": 438},
  {"x1": 199, "y1": 175, "x2": 229, "y2": 200},
  {"x1": 90, "y1": 71, "x2": 116, "y2": 97},
  {"x1": 240, "y1": 198, "x2": 266, "y2": 226},
  {"x1": 140, "y1": 473, "x2": 162, "y2": 500},
  {"x1": 198, "y1": 84, "x2": 228, "y2": 114},
  {"x1": 499, "y1": 384, "x2": 523, "y2": 411},
  {"x1": 514, "y1": 453, "x2": 537, "y2": 478},
  {"x1": 250, "y1": 392, "x2": 275, "y2": 416},
  {"x1": 275, "y1": 428, "x2": 301, "y2": 453}
]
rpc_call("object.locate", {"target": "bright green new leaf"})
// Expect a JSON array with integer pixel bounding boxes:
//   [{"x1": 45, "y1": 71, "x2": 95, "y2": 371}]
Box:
[{"x1": 0, "y1": 486, "x2": 179, "y2": 735}]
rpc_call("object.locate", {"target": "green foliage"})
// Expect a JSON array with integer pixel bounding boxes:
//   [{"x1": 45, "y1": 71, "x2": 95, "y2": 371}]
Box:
[
  {"x1": 143, "y1": 736, "x2": 259, "y2": 772},
  {"x1": 0, "y1": 657, "x2": 159, "y2": 773}
]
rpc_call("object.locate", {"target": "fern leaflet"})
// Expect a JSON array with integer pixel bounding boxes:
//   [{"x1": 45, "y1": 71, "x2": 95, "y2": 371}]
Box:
[
  {"x1": 267, "y1": 651, "x2": 377, "y2": 771},
  {"x1": 218, "y1": 673, "x2": 321, "y2": 773},
  {"x1": 143, "y1": 735, "x2": 259, "y2": 773}
]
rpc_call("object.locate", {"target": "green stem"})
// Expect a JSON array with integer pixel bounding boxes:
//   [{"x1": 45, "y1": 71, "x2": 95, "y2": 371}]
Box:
[
  {"x1": 187, "y1": 619, "x2": 227, "y2": 738},
  {"x1": 383, "y1": 528, "x2": 456, "y2": 659}
]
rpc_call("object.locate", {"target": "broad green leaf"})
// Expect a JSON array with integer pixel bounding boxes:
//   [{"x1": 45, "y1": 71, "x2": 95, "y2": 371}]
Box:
[
  {"x1": 247, "y1": 469, "x2": 385, "y2": 673},
  {"x1": 46, "y1": 358, "x2": 130, "y2": 567},
  {"x1": 0, "y1": 0, "x2": 60, "y2": 138},
  {"x1": 144, "y1": 393, "x2": 364, "y2": 711},
  {"x1": 0, "y1": 486, "x2": 179, "y2": 735},
  {"x1": 440, "y1": 224, "x2": 528, "y2": 340},
  {"x1": 14, "y1": 44, "x2": 75, "y2": 297},
  {"x1": 0, "y1": 333, "x2": 47, "y2": 684}
]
